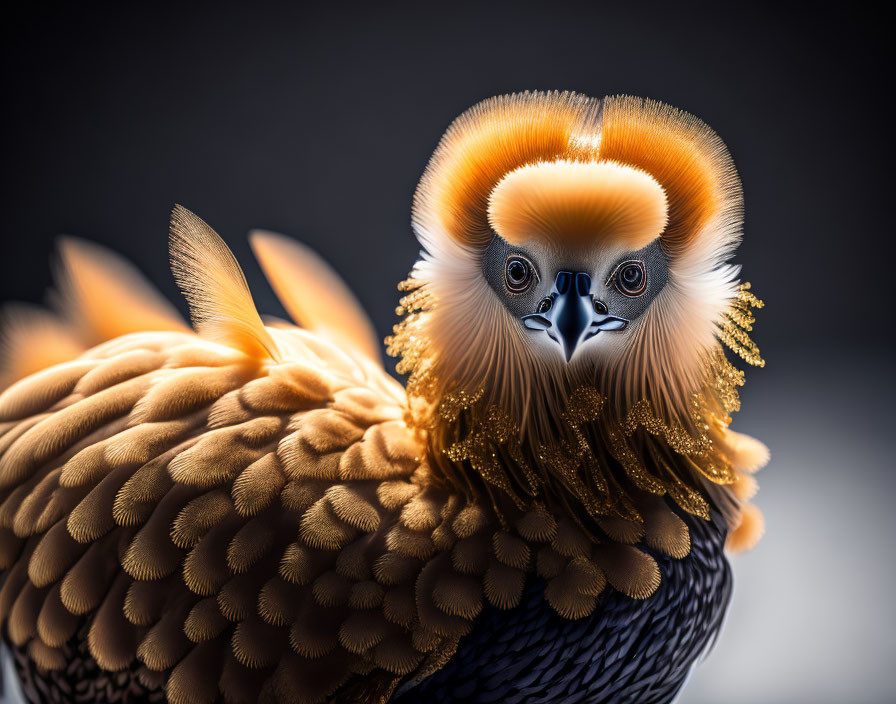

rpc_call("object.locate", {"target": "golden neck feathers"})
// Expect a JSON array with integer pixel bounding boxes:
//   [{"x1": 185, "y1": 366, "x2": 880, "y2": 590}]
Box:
[{"x1": 388, "y1": 278, "x2": 766, "y2": 551}]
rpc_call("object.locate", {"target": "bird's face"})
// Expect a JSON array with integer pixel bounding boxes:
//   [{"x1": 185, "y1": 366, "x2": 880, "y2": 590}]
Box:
[
  {"x1": 482, "y1": 231, "x2": 668, "y2": 364},
  {"x1": 476, "y1": 155, "x2": 675, "y2": 367}
]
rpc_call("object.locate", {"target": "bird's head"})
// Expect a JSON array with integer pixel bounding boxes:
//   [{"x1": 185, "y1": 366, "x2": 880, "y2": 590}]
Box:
[
  {"x1": 393, "y1": 92, "x2": 754, "y2": 432},
  {"x1": 390, "y1": 92, "x2": 766, "y2": 542},
  {"x1": 389, "y1": 92, "x2": 767, "y2": 534}
]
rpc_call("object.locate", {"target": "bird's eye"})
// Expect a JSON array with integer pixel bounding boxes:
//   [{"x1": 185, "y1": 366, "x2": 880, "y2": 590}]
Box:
[
  {"x1": 614, "y1": 261, "x2": 647, "y2": 297},
  {"x1": 505, "y1": 256, "x2": 534, "y2": 293}
]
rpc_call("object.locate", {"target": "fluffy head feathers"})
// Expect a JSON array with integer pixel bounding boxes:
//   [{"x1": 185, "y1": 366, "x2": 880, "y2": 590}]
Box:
[
  {"x1": 598, "y1": 95, "x2": 742, "y2": 258},
  {"x1": 413, "y1": 91, "x2": 602, "y2": 251},
  {"x1": 487, "y1": 159, "x2": 668, "y2": 249},
  {"x1": 414, "y1": 91, "x2": 741, "y2": 259}
]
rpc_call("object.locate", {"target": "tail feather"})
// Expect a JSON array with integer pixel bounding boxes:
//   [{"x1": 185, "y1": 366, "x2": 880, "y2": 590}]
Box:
[
  {"x1": 170, "y1": 206, "x2": 280, "y2": 362},
  {"x1": 54, "y1": 236, "x2": 187, "y2": 343},
  {"x1": 249, "y1": 230, "x2": 381, "y2": 363},
  {"x1": 0, "y1": 304, "x2": 85, "y2": 389}
]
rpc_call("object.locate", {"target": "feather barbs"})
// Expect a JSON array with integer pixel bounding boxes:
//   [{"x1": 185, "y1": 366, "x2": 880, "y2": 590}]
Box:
[
  {"x1": 598, "y1": 95, "x2": 741, "y2": 258},
  {"x1": 414, "y1": 91, "x2": 602, "y2": 250},
  {"x1": 169, "y1": 205, "x2": 280, "y2": 363}
]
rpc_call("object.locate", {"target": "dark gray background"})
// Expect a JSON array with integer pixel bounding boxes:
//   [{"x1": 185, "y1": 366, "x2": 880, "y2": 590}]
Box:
[{"x1": 1, "y1": 2, "x2": 893, "y2": 703}]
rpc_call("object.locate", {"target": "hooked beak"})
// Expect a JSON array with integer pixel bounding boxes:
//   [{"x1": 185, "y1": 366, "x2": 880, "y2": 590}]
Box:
[{"x1": 521, "y1": 271, "x2": 628, "y2": 362}]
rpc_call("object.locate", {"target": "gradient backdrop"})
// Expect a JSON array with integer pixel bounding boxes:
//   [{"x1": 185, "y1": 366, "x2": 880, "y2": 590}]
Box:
[{"x1": 1, "y1": 2, "x2": 893, "y2": 703}]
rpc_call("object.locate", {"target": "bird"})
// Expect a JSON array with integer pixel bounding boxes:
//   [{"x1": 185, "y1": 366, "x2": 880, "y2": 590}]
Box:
[{"x1": 0, "y1": 90, "x2": 768, "y2": 704}]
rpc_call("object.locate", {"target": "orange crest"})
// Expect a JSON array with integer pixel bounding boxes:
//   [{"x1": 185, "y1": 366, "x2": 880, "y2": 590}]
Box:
[
  {"x1": 487, "y1": 159, "x2": 667, "y2": 249},
  {"x1": 414, "y1": 91, "x2": 741, "y2": 257}
]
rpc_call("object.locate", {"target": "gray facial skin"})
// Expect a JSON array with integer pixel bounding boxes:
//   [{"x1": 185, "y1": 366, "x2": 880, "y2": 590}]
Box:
[{"x1": 481, "y1": 233, "x2": 669, "y2": 339}]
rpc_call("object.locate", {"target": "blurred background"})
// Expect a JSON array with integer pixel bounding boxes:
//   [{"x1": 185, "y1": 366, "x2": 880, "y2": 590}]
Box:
[{"x1": 0, "y1": 2, "x2": 892, "y2": 702}]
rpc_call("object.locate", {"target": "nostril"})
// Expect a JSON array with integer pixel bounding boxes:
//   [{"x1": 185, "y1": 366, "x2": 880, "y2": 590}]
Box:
[
  {"x1": 536, "y1": 297, "x2": 553, "y2": 314},
  {"x1": 593, "y1": 299, "x2": 608, "y2": 315},
  {"x1": 555, "y1": 271, "x2": 572, "y2": 295},
  {"x1": 575, "y1": 272, "x2": 592, "y2": 296}
]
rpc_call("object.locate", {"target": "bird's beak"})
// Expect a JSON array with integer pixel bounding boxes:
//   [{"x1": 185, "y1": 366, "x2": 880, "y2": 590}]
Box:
[{"x1": 521, "y1": 271, "x2": 628, "y2": 362}]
